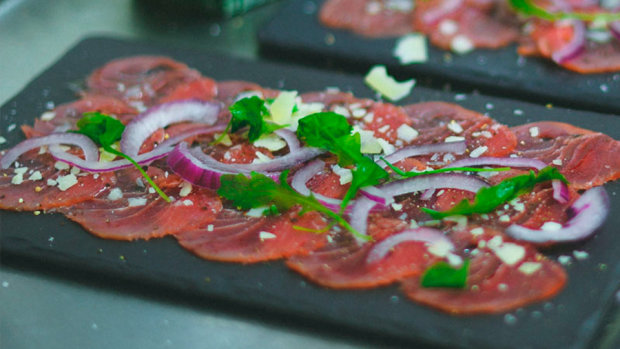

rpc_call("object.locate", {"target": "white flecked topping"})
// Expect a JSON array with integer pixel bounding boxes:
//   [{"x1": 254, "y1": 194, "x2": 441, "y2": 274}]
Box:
[
  {"x1": 252, "y1": 151, "x2": 272, "y2": 164},
  {"x1": 396, "y1": 124, "x2": 419, "y2": 142},
  {"x1": 57, "y1": 174, "x2": 78, "y2": 191},
  {"x1": 529, "y1": 127, "x2": 539, "y2": 138},
  {"x1": 254, "y1": 133, "x2": 286, "y2": 151},
  {"x1": 332, "y1": 164, "x2": 353, "y2": 185},
  {"x1": 428, "y1": 240, "x2": 453, "y2": 258},
  {"x1": 246, "y1": 206, "x2": 267, "y2": 217},
  {"x1": 377, "y1": 138, "x2": 396, "y2": 155},
  {"x1": 11, "y1": 173, "x2": 24, "y2": 185},
  {"x1": 450, "y1": 35, "x2": 474, "y2": 54},
  {"x1": 447, "y1": 120, "x2": 463, "y2": 134},
  {"x1": 40, "y1": 111, "x2": 56, "y2": 121},
  {"x1": 107, "y1": 188, "x2": 123, "y2": 201},
  {"x1": 469, "y1": 146, "x2": 488, "y2": 158},
  {"x1": 518, "y1": 262, "x2": 542, "y2": 275},
  {"x1": 393, "y1": 33, "x2": 428, "y2": 64},
  {"x1": 47, "y1": 178, "x2": 58, "y2": 186},
  {"x1": 558, "y1": 255, "x2": 572, "y2": 265},
  {"x1": 127, "y1": 197, "x2": 147, "y2": 207},
  {"x1": 259, "y1": 231, "x2": 277, "y2": 241},
  {"x1": 541, "y1": 221, "x2": 563, "y2": 232},
  {"x1": 0, "y1": 136, "x2": 6, "y2": 144},
  {"x1": 28, "y1": 171, "x2": 43, "y2": 181},
  {"x1": 470, "y1": 227, "x2": 484, "y2": 236},
  {"x1": 445, "y1": 136, "x2": 465, "y2": 143},
  {"x1": 552, "y1": 159, "x2": 563, "y2": 166},
  {"x1": 54, "y1": 161, "x2": 70, "y2": 171},
  {"x1": 492, "y1": 242, "x2": 526, "y2": 266},
  {"x1": 182, "y1": 199, "x2": 194, "y2": 206},
  {"x1": 439, "y1": 20, "x2": 458, "y2": 36},
  {"x1": 179, "y1": 181, "x2": 193, "y2": 197},
  {"x1": 207, "y1": 224, "x2": 214, "y2": 232},
  {"x1": 333, "y1": 105, "x2": 351, "y2": 118},
  {"x1": 573, "y1": 250, "x2": 589, "y2": 260}
]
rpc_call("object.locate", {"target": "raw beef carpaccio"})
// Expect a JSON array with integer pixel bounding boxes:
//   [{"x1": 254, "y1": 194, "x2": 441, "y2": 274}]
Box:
[{"x1": 1, "y1": 56, "x2": 619, "y2": 315}]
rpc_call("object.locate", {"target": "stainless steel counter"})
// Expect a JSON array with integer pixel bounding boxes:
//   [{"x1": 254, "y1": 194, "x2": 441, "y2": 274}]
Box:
[{"x1": 0, "y1": 1, "x2": 618, "y2": 348}]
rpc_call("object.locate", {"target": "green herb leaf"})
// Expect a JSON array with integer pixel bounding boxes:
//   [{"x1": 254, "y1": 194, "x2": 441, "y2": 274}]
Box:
[
  {"x1": 217, "y1": 171, "x2": 370, "y2": 241},
  {"x1": 421, "y1": 259, "x2": 470, "y2": 288},
  {"x1": 423, "y1": 166, "x2": 567, "y2": 219},
  {"x1": 297, "y1": 112, "x2": 389, "y2": 210},
  {"x1": 73, "y1": 112, "x2": 171, "y2": 203},
  {"x1": 509, "y1": 0, "x2": 620, "y2": 22},
  {"x1": 229, "y1": 96, "x2": 285, "y2": 142}
]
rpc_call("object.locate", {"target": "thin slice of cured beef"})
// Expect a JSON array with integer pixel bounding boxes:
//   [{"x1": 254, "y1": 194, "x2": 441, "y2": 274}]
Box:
[
  {"x1": 59, "y1": 169, "x2": 222, "y2": 240},
  {"x1": 21, "y1": 95, "x2": 137, "y2": 138},
  {"x1": 158, "y1": 77, "x2": 218, "y2": 103},
  {"x1": 86, "y1": 56, "x2": 201, "y2": 107},
  {"x1": 286, "y1": 230, "x2": 441, "y2": 289},
  {"x1": 176, "y1": 208, "x2": 328, "y2": 263},
  {"x1": 401, "y1": 247, "x2": 566, "y2": 314},
  {"x1": 0, "y1": 151, "x2": 114, "y2": 211},
  {"x1": 403, "y1": 101, "x2": 517, "y2": 158},
  {"x1": 320, "y1": 0, "x2": 414, "y2": 38},
  {"x1": 412, "y1": 0, "x2": 520, "y2": 50},
  {"x1": 511, "y1": 121, "x2": 620, "y2": 189}
]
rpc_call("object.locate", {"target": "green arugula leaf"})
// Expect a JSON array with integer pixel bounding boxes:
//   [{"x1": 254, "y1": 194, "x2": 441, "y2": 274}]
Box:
[
  {"x1": 423, "y1": 166, "x2": 567, "y2": 219},
  {"x1": 297, "y1": 112, "x2": 389, "y2": 210},
  {"x1": 228, "y1": 96, "x2": 285, "y2": 142},
  {"x1": 218, "y1": 171, "x2": 370, "y2": 241},
  {"x1": 73, "y1": 112, "x2": 171, "y2": 203},
  {"x1": 421, "y1": 259, "x2": 470, "y2": 288},
  {"x1": 509, "y1": 0, "x2": 620, "y2": 22}
]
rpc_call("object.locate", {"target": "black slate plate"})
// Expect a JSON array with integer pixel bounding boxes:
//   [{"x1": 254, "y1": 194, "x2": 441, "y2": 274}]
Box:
[
  {"x1": 258, "y1": 0, "x2": 620, "y2": 115},
  {"x1": 1, "y1": 37, "x2": 620, "y2": 349}
]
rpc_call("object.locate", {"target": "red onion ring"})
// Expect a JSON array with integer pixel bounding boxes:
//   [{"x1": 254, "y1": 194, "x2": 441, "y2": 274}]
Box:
[
  {"x1": 290, "y1": 159, "x2": 347, "y2": 212},
  {"x1": 552, "y1": 179, "x2": 570, "y2": 204},
  {"x1": 379, "y1": 141, "x2": 467, "y2": 167},
  {"x1": 552, "y1": 20, "x2": 586, "y2": 64},
  {"x1": 121, "y1": 100, "x2": 220, "y2": 157},
  {"x1": 506, "y1": 186, "x2": 609, "y2": 243},
  {"x1": 0, "y1": 133, "x2": 99, "y2": 169},
  {"x1": 422, "y1": 0, "x2": 464, "y2": 26},
  {"x1": 48, "y1": 125, "x2": 226, "y2": 172},
  {"x1": 350, "y1": 173, "x2": 489, "y2": 242},
  {"x1": 274, "y1": 129, "x2": 301, "y2": 152},
  {"x1": 610, "y1": 21, "x2": 620, "y2": 42},
  {"x1": 366, "y1": 228, "x2": 454, "y2": 264}
]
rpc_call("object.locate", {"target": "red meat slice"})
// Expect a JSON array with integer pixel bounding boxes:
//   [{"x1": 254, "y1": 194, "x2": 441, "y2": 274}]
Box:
[
  {"x1": 176, "y1": 209, "x2": 328, "y2": 263},
  {"x1": 86, "y1": 56, "x2": 201, "y2": 106},
  {"x1": 511, "y1": 121, "x2": 620, "y2": 189},
  {"x1": 320, "y1": 0, "x2": 413, "y2": 37},
  {"x1": 158, "y1": 77, "x2": 218, "y2": 103},
  {"x1": 0, "y1": 151, "x2": 115, "y2": 211},
  {"x1": 412, "y1": 0, "x2": 519, "y2": 50},
  {"x1": 403, "y1": 102, "x2": 517, "y2": 157},
  {"x1": 286, "y1": 231, "x2": 440, "y2": 289},
  {"x1": 21, "y1": 95, "x2": 137, "y2": 138},
  {"x1": 60, "y1": 168, "x2": 222, "y2": 240},
  {"x1": 401, "y1": 248, "x2": 566, "y2": 314}
]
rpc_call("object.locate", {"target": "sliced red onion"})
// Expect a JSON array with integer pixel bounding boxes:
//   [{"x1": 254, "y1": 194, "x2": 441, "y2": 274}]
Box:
[
  {"x1": 121, "y1": 100, "x2": 220, "y2": 157},
  {"x1": 0, "y1": 133, "x2": 99, "y2": 169},
  {"x1": 610, "y1": 21, "x2": 620, "y2": 42},
  {"x1": 552, "y1": 179, "x2": 570, "y2": 204},
  {"x1": 422, "y1": 0, "x2": 464, "y2": 25},
  {"x1": 168, "y1": 142, "x2": 322, "y2": 188},
  {"x1": 552, "y1": 20, "x2": 586, "y2": 64},
  {"x1": 366, "y1": 228, "x2": 454, "y2": 264},
  {"x1": 274, "y1": 129, "x2": 301, "y2": 152},
  {"x1": 350, "y1": 173, "x2": 489, "y2": 243},
  {"x1": 506, "y1": 186, "x2": 609, "y2": 243},
  {"x1": 444, "y1": 156, "x2": 546, "y2": 170},
  {"x1": 420, "y1": 188, "x2": 436, "y2": 200},
  {"x1": 48, "y1": 125, "x2": 226, "y2": 173},
  {"x1": 290, "y1": 159, "x2": 346, "y2": 212},
  {"x1": 187, "y1": 144, "x2": 324, "y2": 173},
  {"x1": 379, "y1": 141, "x2": 466, "y2": 167},
  {"x1": 359, "y1": 186, "x2": 393, "y2": 206}
]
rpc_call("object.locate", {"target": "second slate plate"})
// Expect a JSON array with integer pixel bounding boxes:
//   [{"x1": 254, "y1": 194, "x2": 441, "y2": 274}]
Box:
[{"x1": 258, "y1": 0, "x2": 620, "y2": 115}]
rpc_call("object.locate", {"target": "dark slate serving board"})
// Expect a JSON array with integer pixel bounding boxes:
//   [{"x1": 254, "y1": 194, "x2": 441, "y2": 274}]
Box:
[
  {"x1": 1, "y1": 37, "x2": 620, "y2": 349},
  {"x1": 258, "y1": 0, "x2": 620, "y2": 115}
]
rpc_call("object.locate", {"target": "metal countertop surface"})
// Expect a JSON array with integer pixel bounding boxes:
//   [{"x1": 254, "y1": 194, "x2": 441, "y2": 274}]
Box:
[{"x1": 0, "y1": 1, "x2": 619, "y2": 348}]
